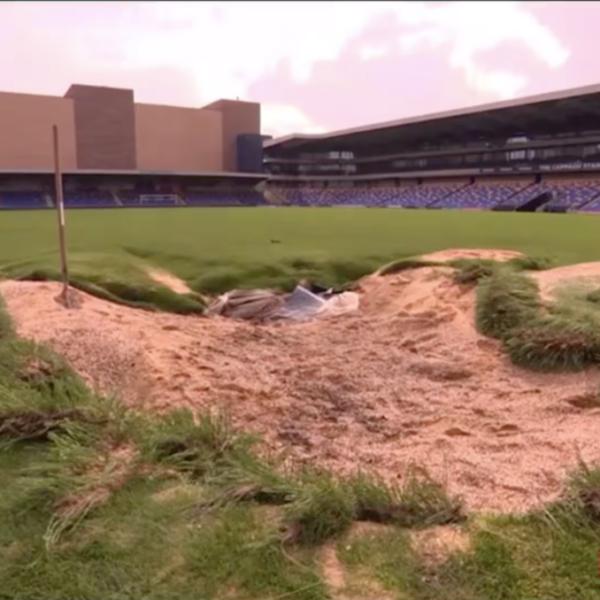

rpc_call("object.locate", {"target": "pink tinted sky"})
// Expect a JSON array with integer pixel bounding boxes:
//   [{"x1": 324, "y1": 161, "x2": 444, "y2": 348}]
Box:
[{"x1": 0, "y1": 1, "x2": 597, "y2": 137}]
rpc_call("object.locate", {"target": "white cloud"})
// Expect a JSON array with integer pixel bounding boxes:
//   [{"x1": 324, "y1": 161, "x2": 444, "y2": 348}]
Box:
[
  {"x1": 364, "y1": 2, "x2": 570, "y2": 99},
  {"x1": 119, "y1": 1, "x2": 570, "y2": 111},
  {"x1": 261, "y1": 103, "x2": 327, "y2": 138},
  {"x1": 0, "y1": 1, "x2": 571, "y2": 131}
]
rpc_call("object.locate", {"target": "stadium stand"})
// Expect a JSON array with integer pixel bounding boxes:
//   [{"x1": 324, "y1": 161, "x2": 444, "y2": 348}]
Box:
[
  {"x1": 275, "y1": 187, "x2": 378, "y2": 207},
  {"x1": 283, "y1": 189, "x2": 319, "y2": 206},
  {"x1": 117, "y1": 191, "x2": 179, "y2": 207},
  {"x1": 495, "y1": 179, "x2": 600, "y2": 211},
  {"x1": 435, "y1": 181, "x2": 528, "y2": 209},
  {"x1": 368, "y1": 187, "x2": 405, "y2": 206},
  {"x1": 264, "y1": 84, "x2": 600, "y2": 214},
  {"x1": 543, "y1": 179, "x2": 600, "y2": 211},
  {"x1": 401, "y1": 182, "x2": 467, "y2": 208},
  {"x1": 6, "y1": 82, "x2": 600, "y2": 214},
  {"x1": 231, "y1": 191, "x2": 267, "y2": 206},
  {"x1": 274, "y1": 186, "x2": 405, "y2": 207},
  {"x1": 275, "y1": 181, "x2": 527, "y2": 210},
  {"x1": 0, "y1": 191, "x2": 47, "y2": 209},
  {"x1": 580, "y1": 194, "x2": 600, "y2": 212},
  {"x1": 63, "y1": 190, "x2": 116, "y2": 208},
  {"x1": 495, "y1": 182, "x2": 552, "y2": 210},
  {"x1": 0, "y1": 82, "x2": 267, "y2": 210},
  {"x1": 184, "y1": 192, "x2": 240, "y2": 206},
  {"x1": 317, "y1": 188, "x2": 371, "y2": 206},
  {"x1": 272, "y1": 178, "x2": 600, "y2": 211}
]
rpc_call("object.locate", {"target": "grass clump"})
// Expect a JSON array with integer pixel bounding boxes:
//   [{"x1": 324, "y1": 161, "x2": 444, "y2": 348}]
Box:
[
  {"x1": 378, "y1": 257, "x2": 443, "y2": 277},
  {"x1": 504, "y1": 315, "x2": 600, "y2": 371},
  {"x1": 4, "y1": 253, "x2": 205, "y2": 315},
  {"x1": 428, "y1": 529, "x2": 526, "y2": 600},
  {"x1": 141, "y1": 408, "x2": 258, "y2": 479},
  {"x1": 284, "y1": 471, "x2": 357, "y2": 545},
  {"x1": 449, "y1": 255, "x2": 552, "y2": 287},
  {"x1": 283, "y1": 469, "x2": 464, "y2": 546},
  {"x1": 71, "y1": 277, "x2": 205, "y2": 314},
  {"x1": 15, "y1": 395, "x2": 464, "y2": 551},
  {"x1": 193, "y1": 255, "x2": 381, "y2": 294},
  {"x1": 380, "y1": 254, "x2": 551, "y2": 287},
  {"x1": 567, "y1": 460, "x2": 600, "y2": 523},
  {"x1": 476, "y1": 267, "x2": 541, "y2": 339},
  {"x1": 0, "y1": 291, "x2": 13, "y2": 340},
  {"x1": 586, "y1": 287, "x2": 600, "y2": 305},
  {"x1": 449, "y1": 258, "x2": 498, "y2": 286},
  {"x1": 354, "y1": 469, "x2": 464, "y2": 529},
  {"x1": 0, "y1": 339, "x2": 100, "y2": 445},
  {"x1": 336, "y1": 459, "x2": 600, "y2": 600},
  {"x1": 0, "y1": 339, "x2": 89, "y2": 399},
  {"x1": 474, "y1": 264, "x2": 600, "y2": 371},
  {"x1": 507, "y1": 254, "x2": 554, "y2": 271}
]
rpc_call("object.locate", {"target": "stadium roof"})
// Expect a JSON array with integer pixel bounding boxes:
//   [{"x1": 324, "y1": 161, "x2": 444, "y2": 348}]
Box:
[{"x1": 264, "y1": 83, "x2": 600, "y2": 153}]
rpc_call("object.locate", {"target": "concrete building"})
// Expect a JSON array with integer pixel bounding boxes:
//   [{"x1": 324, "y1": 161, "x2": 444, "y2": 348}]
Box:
[{"x1": 0, "y1": 84, "x2": 262, "y2": 173}]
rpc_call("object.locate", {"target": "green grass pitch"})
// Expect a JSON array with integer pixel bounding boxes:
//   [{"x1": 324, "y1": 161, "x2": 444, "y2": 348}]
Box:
[{"x1": 1, "y1": 207, "x2": 599, "y2": 293}]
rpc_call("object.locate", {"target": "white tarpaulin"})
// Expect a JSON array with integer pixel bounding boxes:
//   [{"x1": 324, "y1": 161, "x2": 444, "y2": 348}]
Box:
[
  {"x1": 276, "y1": 285, "x2": 327, "y2": 320},
  {"x1": 208, "y1": 285, "x2": 359, "y2": 322}
]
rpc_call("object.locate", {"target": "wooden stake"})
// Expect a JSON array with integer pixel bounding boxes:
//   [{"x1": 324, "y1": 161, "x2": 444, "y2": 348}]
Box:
[{"x1": 52, "y1": 125, "x2": 70, "y2": 307}]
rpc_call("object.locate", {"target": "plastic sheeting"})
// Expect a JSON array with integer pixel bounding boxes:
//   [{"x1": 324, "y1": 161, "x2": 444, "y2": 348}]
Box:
[
  {"x1": 208, "y1": 289, "x2": 284, "y2": 321},
  {"x1": 317, "y1": 290, "x2": 360, "y2": 317},
  {"x1": 208, "y1": 285, "x2": 360, "y2": 322},
  {"x1": 276, "y1": 285, "x2": 327, "y2": 321}
]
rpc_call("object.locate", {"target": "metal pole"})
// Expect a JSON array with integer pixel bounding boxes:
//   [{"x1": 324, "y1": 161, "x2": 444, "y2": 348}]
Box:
[{"x1": 52, "y1": 125, "x2": 70, "y2": 306}]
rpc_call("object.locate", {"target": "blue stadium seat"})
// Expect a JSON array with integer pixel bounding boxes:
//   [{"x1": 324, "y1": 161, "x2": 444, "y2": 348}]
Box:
[
  {"x1": 496, "y1": 182, "x2": 550, "y2": 209},
  {"x1": 501, "y1": 180, "x2": 600, "y2": 211},
  {"x1": 230, "y1": 192, "x2": 267, "y2": 206},
  {"x1": 0, "y1": 191, "x2": 47, "y2": 209},
  {"x1": 118, "y1": 191, "x2": 179, "y2": 206},
  {"x1": 544, "y1": 180, "x2": 600, "y2": 210},
  {"x1": 62, "y1": 191, "x2": 115, "y2": 207},
  {"x1": 436, "y1": 182, "x2": 527, "y2": 209},
  {"x1": 401, "y1": 184, "x2": 466, "y2": 208},
  {"x1": 280, "y1": 186, "x2": 414, "y2": 207},
  {"x1": 280, "y1": 183, "x2": 491, "y2": 209},
  {"x1": 184, "y1": 192, "x2": 240, "y2": 206}
]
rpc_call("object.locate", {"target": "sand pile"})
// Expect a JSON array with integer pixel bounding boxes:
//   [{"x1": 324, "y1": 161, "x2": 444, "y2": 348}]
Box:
[
  {"x1": 146, "y1": 268, "x2": 192, "y2": 295},
  {"x1": 2, "y1": 249, "x2": 600, "y2": 513},
  {"x1": 532, "y1": 261, "x2": 600, "y2": 301},
  {"x1": 421, "y1": 248, "x2": 524, "y2": 263}
]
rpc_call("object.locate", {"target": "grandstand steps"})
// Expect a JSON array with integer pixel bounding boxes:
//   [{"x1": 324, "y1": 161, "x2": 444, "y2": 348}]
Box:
[
  {"x1": 516, "y1": 190, "x2": 553, "y2": 213},
  {"x1": 264, "y1": 188, "x2": 287, "y2": 205},
  {"x1": 503, "y1": 184, "x2": 530, "y2": 205},
  {"x1": 491, "y1": 181, "x2": 539, "y2": 211},
  {"x1": 427, "y1": 182, "x2": 471, "y2": 208},
  {"x1": 175, "y1": 194, "x2": 186, "y2": 206},
  {"x1": 111, "y1": 190, "x2": 122, "y2": 206},
  {"x1": 43, "y1": 193, "x2": 53, "y2": 208},
  {"x1": 490, "y1": 183, "x2": 533, "y2": 211},
  {"x1": 575, "y1": 190, "x2": 600, "y2": 212}
]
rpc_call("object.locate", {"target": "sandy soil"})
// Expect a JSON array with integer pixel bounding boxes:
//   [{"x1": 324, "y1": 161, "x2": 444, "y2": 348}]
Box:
[
  {"x1": 410, "y1": 525, "x2": 471, "y2": 565},
  {"x1": 533, "y1": 261, "x2": 600, "y2": 301},
  {"x1": 421, "y1": 248, "x2": 524, "y2": 263},
  {"x1": 146, "y1": 268, "x2": 192, "y2": 295},
  {"x1": 2, "y1": 249, "x2": 600, "y2": 513},
  {"x1": 320, "y1": 540, "x2": 395, "y2": 600}
]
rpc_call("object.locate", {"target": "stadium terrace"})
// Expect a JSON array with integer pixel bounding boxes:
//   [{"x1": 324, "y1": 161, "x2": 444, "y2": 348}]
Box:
[{"x1": 2, "y1": 83, "x2": 600, "y2": 212}]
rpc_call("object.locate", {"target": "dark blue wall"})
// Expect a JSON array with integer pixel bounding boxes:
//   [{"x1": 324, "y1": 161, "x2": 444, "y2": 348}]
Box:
[{"x1": 236, "y1": 133, "x2": 265, "y2": 173}]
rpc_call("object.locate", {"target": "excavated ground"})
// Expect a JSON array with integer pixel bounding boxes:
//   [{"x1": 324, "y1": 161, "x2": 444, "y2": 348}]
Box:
[{"x1": 2, "y1": 249, "x2": 600, "y2": 513}]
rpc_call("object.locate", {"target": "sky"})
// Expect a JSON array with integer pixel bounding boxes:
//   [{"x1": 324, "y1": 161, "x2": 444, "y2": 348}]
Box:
[{"x1": 0, "y1": 1, "x2": 597, "y2": 138}]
